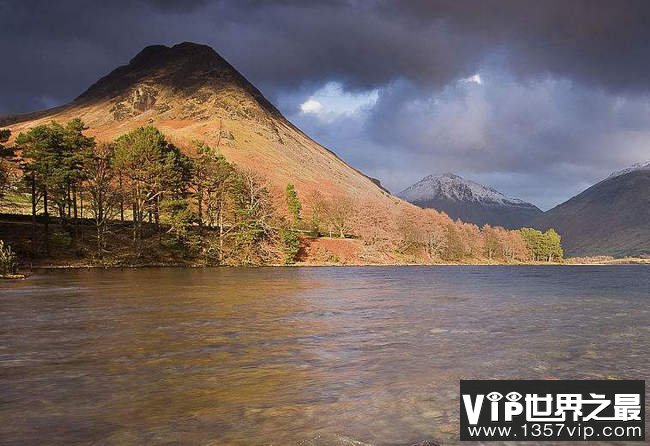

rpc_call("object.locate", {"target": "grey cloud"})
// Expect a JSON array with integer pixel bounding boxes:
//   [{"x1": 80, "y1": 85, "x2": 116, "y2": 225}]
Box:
[
  {"x1": 288, "y1": 73, "x2": 650, "y2": 210},
  {"x1": 2, "y1": 0, "x2": 650, "y2": 209},
  {"x1": 6, "y1": 0, "x2": 650, "y2": 114}
]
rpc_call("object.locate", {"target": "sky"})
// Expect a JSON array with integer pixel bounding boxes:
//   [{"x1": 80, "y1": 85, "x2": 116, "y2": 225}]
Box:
[{"x1": 2, "y1": 0, "x2": 650, "y2": 210}]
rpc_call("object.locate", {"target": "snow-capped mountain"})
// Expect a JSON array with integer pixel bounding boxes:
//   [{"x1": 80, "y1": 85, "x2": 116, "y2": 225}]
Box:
[
  {"x1": 399, "y1": 173, "x2": 527, "y2": 206},
  {"x1": 398, "y1": 173, "x2": 542, "y2": 229},
  {"x1": 606, "y1": 160, "x2": 650, "y2": 180}
]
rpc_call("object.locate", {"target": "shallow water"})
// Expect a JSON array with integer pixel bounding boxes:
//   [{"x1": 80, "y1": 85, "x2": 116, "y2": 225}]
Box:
[{"x1": 1, "y1": 266, "x2": 649, "y2": 445}]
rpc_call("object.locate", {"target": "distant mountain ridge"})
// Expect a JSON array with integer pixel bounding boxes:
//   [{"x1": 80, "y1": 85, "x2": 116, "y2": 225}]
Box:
[
  {"x1": 533, "y1": 168, "x2": 650, "y2": 257},
  {"x1": 398, "y1": 173, "x2": 542, "y2": 229}
]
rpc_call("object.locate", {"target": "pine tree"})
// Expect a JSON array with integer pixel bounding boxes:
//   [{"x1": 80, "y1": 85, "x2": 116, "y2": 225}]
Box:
[
  {"x1": 230, "y1": 169, "x2": 275, "y2": 264},
  {"x1": 279, "y1": 225, "x2": 300, "y2": 264},
  {"x1": 189, "y1": 142, "x2": 233, "y2": 228},
  {"x1": 112, "y1": 126, "x2": 188, "y2": 256},
  {"x1": 16, "y1": 120, "x2": 95, "y2": 254},
  {"x1": 285, "y1": 183, "x2": 302, "y2": 226}
]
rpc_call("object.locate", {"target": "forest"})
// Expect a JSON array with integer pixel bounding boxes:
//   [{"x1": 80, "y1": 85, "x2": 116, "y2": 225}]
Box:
[{"x1": 0, "y1": 119, "x2": 563, "y2": 269}]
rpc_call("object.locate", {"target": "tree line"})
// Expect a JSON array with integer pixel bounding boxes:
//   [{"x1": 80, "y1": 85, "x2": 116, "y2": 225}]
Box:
[
  {"x1": 355, "y1": 202, "x2": 564, "y2": 264},
  {"x1": 0, "y1": 120, "x2": 307, "y2": 264},
  {"x1": 0, "y1": 118, "x2": 564, "y2": 265}
]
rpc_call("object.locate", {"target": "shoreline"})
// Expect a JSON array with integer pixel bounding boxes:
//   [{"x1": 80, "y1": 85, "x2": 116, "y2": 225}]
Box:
[{"x1": 16, "y1": 257, "x2": 650, "y2": 272}]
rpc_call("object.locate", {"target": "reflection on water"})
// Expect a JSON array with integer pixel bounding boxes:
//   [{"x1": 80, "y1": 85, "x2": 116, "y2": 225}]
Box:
[{"x1": 1, "y1": 266, "x2": 649, "y2": 445}]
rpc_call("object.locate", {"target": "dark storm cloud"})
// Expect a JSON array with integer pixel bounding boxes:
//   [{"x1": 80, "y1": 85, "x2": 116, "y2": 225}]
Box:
[
  {"x1": 5, "y1": 0, "x2": 650, "y2": 112},
  {"x1": 1, "y1": 0, "x2": 650, "y2": 208},
  {"x1": 378, "y1": 0, "x2": 650, "y2": 92}
]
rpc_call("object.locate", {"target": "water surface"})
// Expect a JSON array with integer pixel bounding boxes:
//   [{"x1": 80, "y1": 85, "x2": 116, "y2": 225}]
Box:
[{"x1": 1, "y1": 266, "x2": 649, "y2": 445}]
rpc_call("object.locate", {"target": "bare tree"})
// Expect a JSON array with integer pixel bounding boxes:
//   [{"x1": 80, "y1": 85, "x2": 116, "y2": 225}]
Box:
[
  {"x1": 326, "y1": 193, "x2": 354, "y2": 238},
  {"x1": 305, "y1": 189, "x2": 328, "y2": 236},
  {"x1": 84, "y1": 144, "x2": 121, "y2": 259}
]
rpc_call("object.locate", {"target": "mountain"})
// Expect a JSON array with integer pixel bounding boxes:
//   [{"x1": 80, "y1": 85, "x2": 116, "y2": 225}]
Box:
[
  {"x1": 606, "y1": 160, "x2": 650, "y2": 180},
  {"x1": 2, "y1": 42, "x2": 390, "y2": 209},
  {"x1": 534, "y1": 168, "x2": 650, "y2": 257},
  {"x1": 397, "y1": 173, "x2": 542, "y2": 229}
]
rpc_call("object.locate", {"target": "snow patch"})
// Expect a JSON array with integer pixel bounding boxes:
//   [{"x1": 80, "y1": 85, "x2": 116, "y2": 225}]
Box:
[
  {"x1": 398, "y1": 173, "x2": 534, "y2": 208},
  {"x1": 607, "y1": 160, "x2": 650, "y2": 180}
]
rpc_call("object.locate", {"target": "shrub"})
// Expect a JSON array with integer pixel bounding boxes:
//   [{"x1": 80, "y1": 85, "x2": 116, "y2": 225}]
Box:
[{"x1": 0, "y1": 240, "x2": 17, "y2": 275}]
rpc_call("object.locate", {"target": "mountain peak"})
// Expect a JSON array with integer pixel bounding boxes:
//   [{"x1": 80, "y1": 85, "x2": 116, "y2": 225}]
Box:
[
  {"x1": 73, "y1": 41, "x2": 282, "y2": 122},
  {"x1": 400, "y1": 173, "x2": 526, "y2": 206},
  {"x1": 77, "y1": 42, "x2": 238, "y2": 102},
  {"x1": 398, "y1": 173, "x2": 542, "y2": 228},
  {"x1": 424, "y1": 172, "x2": 460, "y2": 180},
  {"x1": 127, "y1": 42, "x2": 218, "y2": 67}
]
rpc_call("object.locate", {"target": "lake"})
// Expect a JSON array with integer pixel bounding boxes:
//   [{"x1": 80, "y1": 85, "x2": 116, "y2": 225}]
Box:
[{"x1": 1, "y1": 266, "x2": 649, "y2": 445}]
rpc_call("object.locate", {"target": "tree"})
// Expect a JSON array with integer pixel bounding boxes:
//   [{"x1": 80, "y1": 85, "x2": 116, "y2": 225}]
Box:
[
  {"x1": 355, "y1": 200, "x2": 395, "y2": 248},
  {"x1": 326, "y1": 193, "x2": 354, "y2": 238},
  {"x1": 424, "y1": 224, "x2": 447, "y2": 260},
  {"x1": 519, "y1": 227, "x2": 544, "y2": 261},
  {"x1": 160, "y1": 197, "x2": 194, "y2": 251},
  {"x1": 189, "y1": 142, "x2": 233, "y2": 229},
  {"x1": 519, "y1": 227, "x2": 563, "y2": 262},
  {"x1": 16, "y1": 122, "x2": 63, "y2": 255},
  {"x1": 279, "y1": 225, "x2": 300, "y2": 264},
  {"x1": 306, "y1": 189, "x2": 327, "y2": 236},
  {"x1": 483, "y1": 225, "x2": 502, "y2": 260},
  {"x1": 394, "y1": 207, "x2": 446, "y2": 261},
  {"x1": 285, "y1": 183, "x2": 302, "y2": 226},
  {"x1": 443, "y1": 223, "x2": 465, "y2": 261},
  {"x1": 83, "y1": 143, "x2": 121, "y2": 259},
  {"x1": 460, "y1": 222, "x2": 482, "y2": 258},
  {"x1": 544, "y1": 228, "x2": 563, "y2": 262},
  {"x1": 60, "y1": 119, "x2": 96, "y2": 245},
  {"x1": 16, "y1": 120, "x2": 95, "y2": 254},
  {"x1": 112, "y1": 126, "x2": 187, "y2": 256},
  {"x1": 187, "y1": 142, "x2": 239, "y2": 263},
  {"x1": 396, "y1": 213, "x2": 421, "y2": 255},
  {"x1": 17, "y1": 124, "x2": 53, "y2": 255},
  {"x1": 230, "y1": 168, "x2": 277, "y2": 264}
]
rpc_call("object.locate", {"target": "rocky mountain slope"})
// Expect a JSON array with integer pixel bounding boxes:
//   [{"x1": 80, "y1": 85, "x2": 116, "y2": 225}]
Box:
[
  {"x1": 534, "y1": 168, "x2": 650, "y2": 257},
  {"x1": 398, "y1": 173, "x2": 542, "y2": 229},
  {"x1": 2, "y1": 42, "x2": 392, "y2": 210}
]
